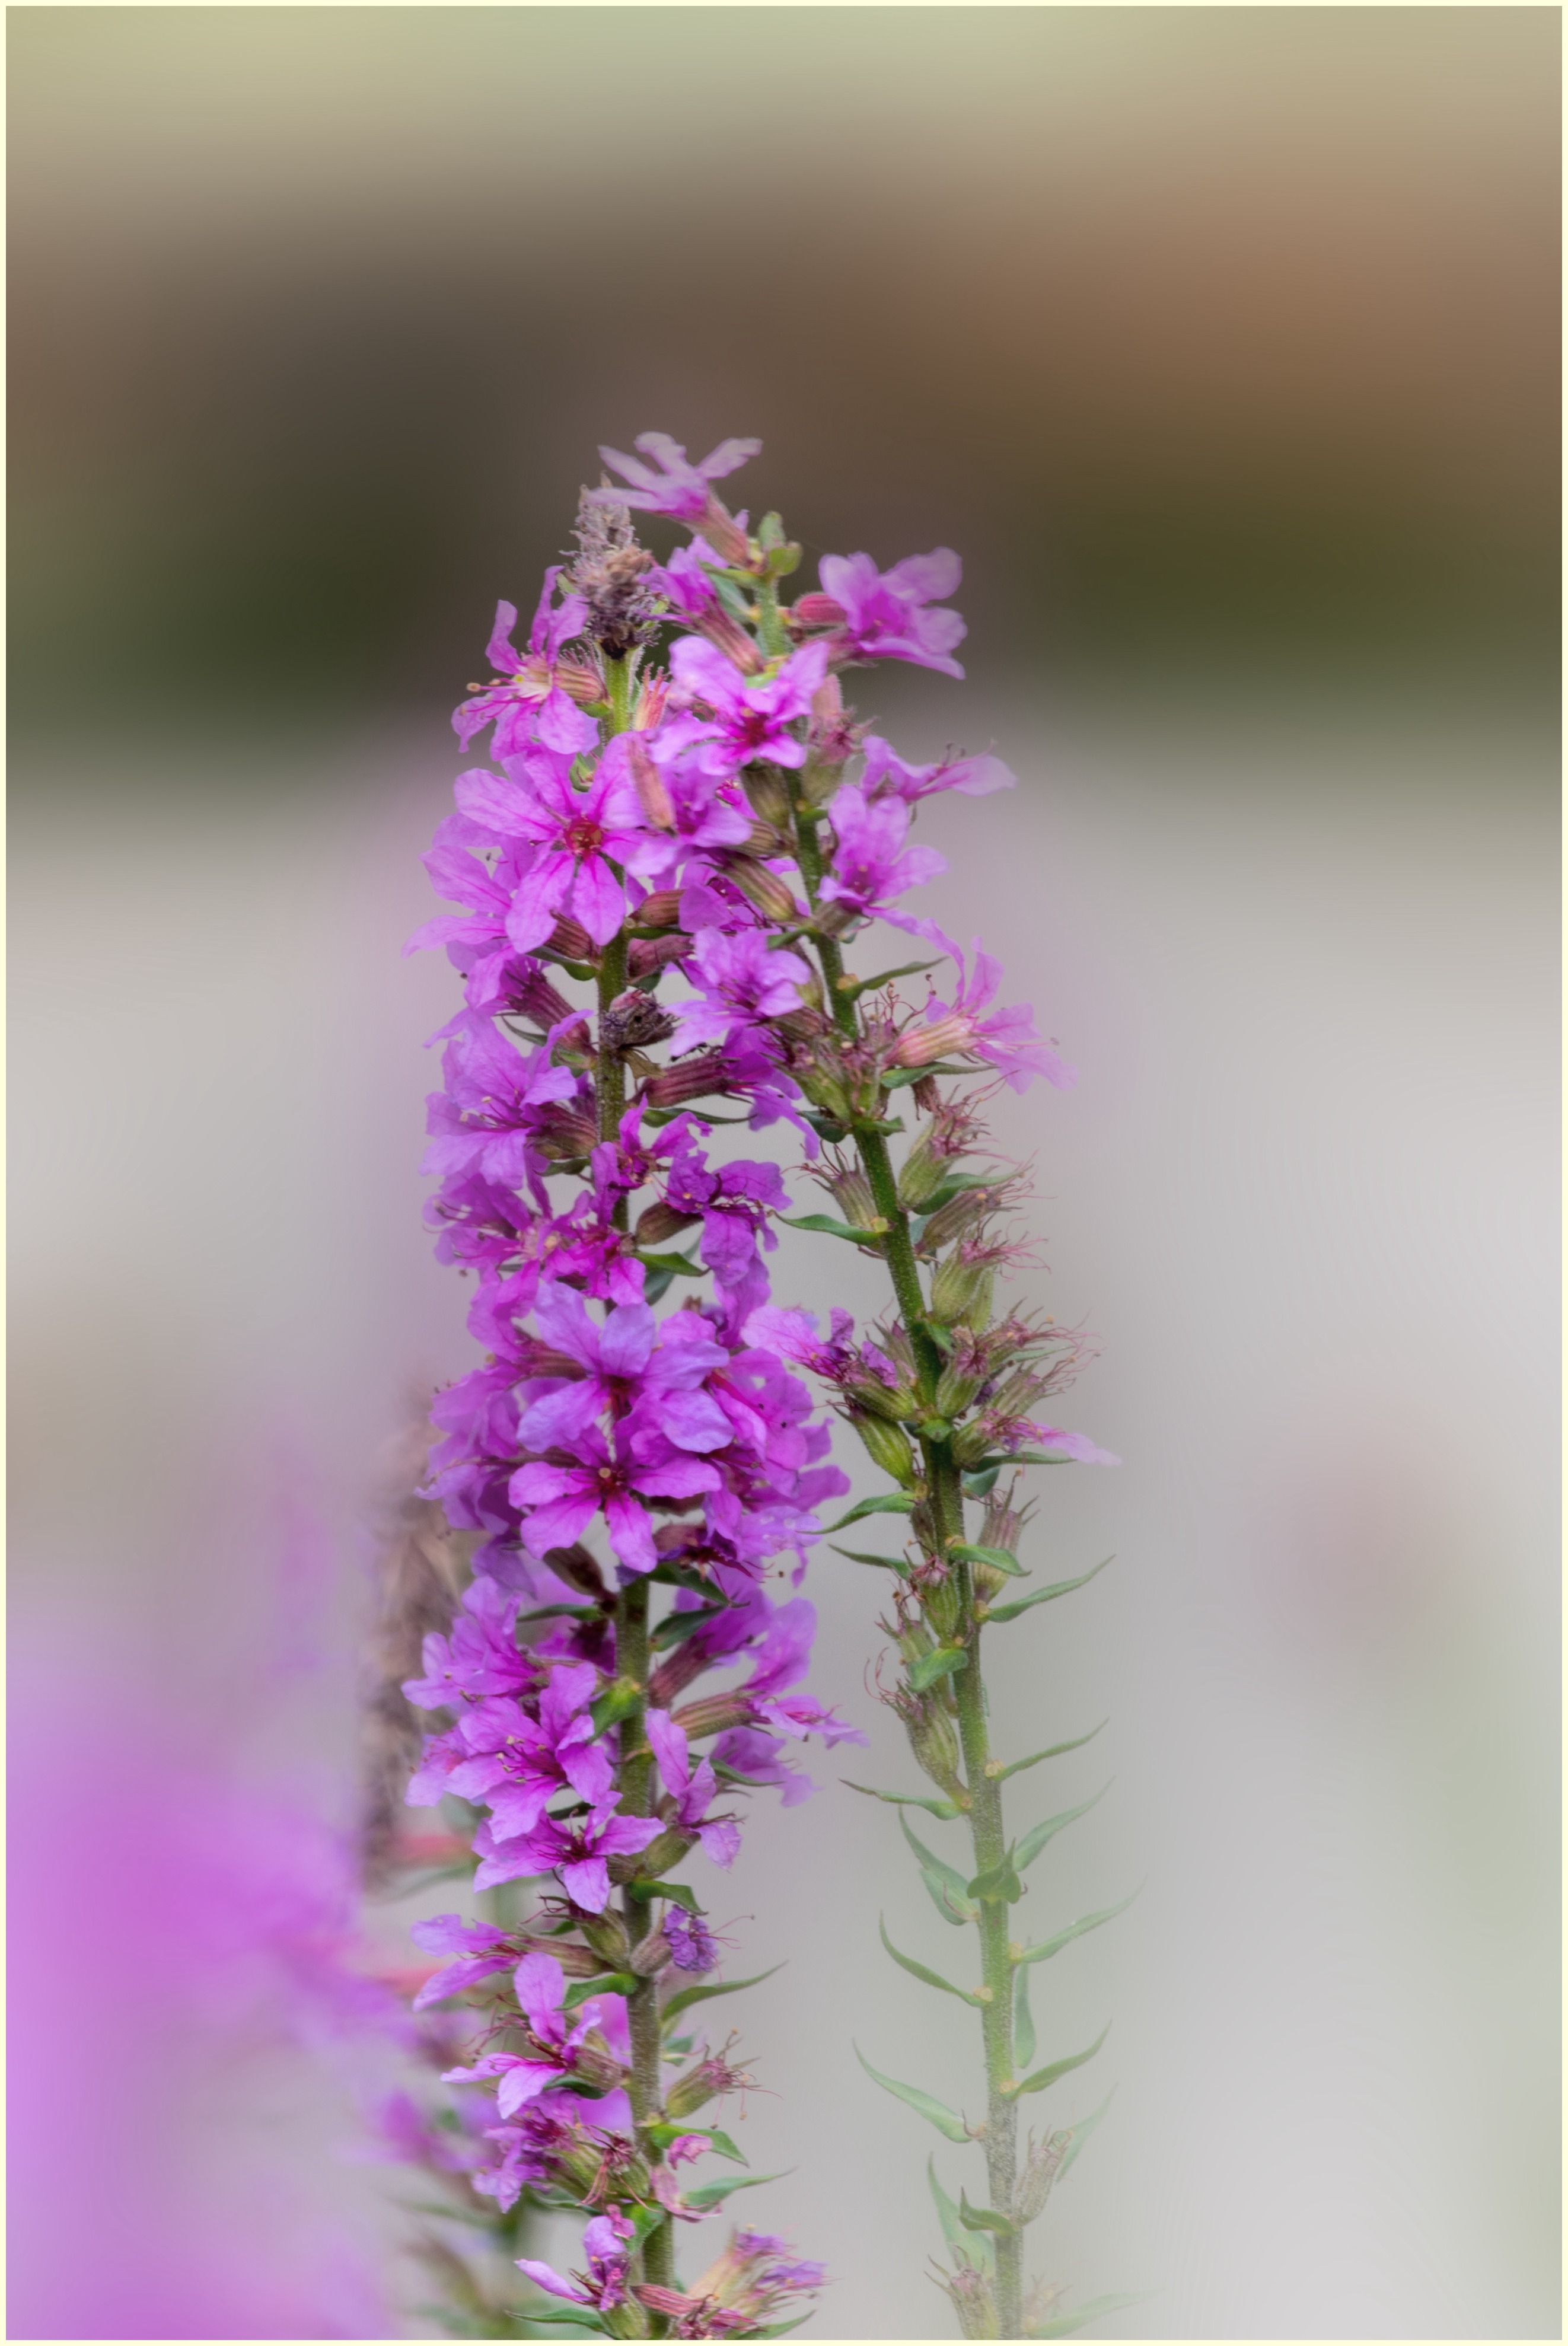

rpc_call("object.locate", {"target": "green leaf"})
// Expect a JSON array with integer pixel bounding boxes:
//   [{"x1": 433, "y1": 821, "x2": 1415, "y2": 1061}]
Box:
[
  {"x1": 829, "y1": 1543, "x2": 911, "y2": 1577},
  {"x1": 630, "y1": 1247, "x2": 705, "y2": 1276},
  {"x1": 661, "y1": 1964, "x2": 785, "y2": 2028},
  {"x1": 882, "y1": 1062, "x2": 968, "y2": 1091},
  {"x1": 1055, "y1": 2087, "x2": 1115, "y2": 2181},
  {"x1": 878, "y1": 1914, "x2": 984, "y2": 2006},
  {"x1": 995, "y1": 1723, "x2": 1107, "y2": 1780},
  {"x1": 513, "y1": 2308, "x2": 606, "y2": 2334},
  {"x1": 824, "y1": 1492, "x2": 914, "y2": 1533},
  {"x1": 626, "y1": 1877, "x2": 699, "y2": 1913},
  {"x1": 1029, "y1": 2291, "x2": 1153, "y2": 2338},
  {"x1": 907, "y1": 1644, "x2": 968, "y2": 1691},
  {"x1": 843, "y1": 1780, "x2": 963, "y2": 1821},
  {"x1": 1014, "y1": 1962, "x2": 1037, "y2": 2073},
  {"x1": 900, "y1": 1812, "x2": 979, "y2": 1926},
  {"x1": 780, "y1": 1212, "x2": 888, "y2": 1247},
  {"x1": 961, "y1": 1463, "x2": 1002, "y2": 1498},
  {"x1": 1009, "y1": 2024, "x2": 1110, "y2": 2099},
  {"x1": 966, "y1": 1856, "x2": 1024, "y2": 1904},
  {"x1": 837, "y1": 956, "x2": 941, "y2": 999},
  {"x1": 683, "y1": 2169, "x2": 787, "y2": 2211},
  {"x1": 984, "y1": 1557, "x2": 1112, "y2": 1622},
  {"x1": 948, "y1": 1541, "x2": 1026, "y2": 1577},
  {"x1": 927, "y1": 2157, "x2": 970, "y2": 2259},
  {"x1": 960, "y1": 2191, "x2": 1017, "y2": 2239},
  {"x1": 563, "y1": 1971, "x2": 638, "y2": 2009},
  {"x1": 650, "y1": 1602, "x2": 728, "y2": 1652},
  {"x1": 703, "y1": 2127, "x2": 748, "y2": 2166},
  {"x1": 1014, "y1": 1784, "x2": 1112, "y2": 1872},
  {"x1": 854, "y1": 2045, "x2": 971, "y2": 2141},
  {"x1": 515, "y1": 1602, "x2": 601, "y2": 1626},
  {"x1": 589, "y1": 1679, "x2": 643, "y2": 1735},
  {"x1": 1015, "y1": 1885, "x2": 1141, "y2": 1967}
]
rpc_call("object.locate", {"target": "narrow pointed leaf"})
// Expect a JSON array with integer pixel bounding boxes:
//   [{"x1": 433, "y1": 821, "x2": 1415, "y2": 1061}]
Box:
[
  {"x1": 1055, "y1": 2087, "x2": 1115, "y2": 2181},
  {"x1": 882, "y1": 1061, "x2": 967, "y2": 1091},
  {"x1": 825, "y1": 1492, "x2": 914, "y2": 1532},
  {"x1": 948, "y1": 1541, "x2": 1025, "y2": 1577},
  {"x1": 830, "y1": 1544, "x2": 911, "y2": 1577},
  {"x1": 854, "y1": 2045, "x2": 971, "y2": 2141},
  {"x1": 984, "y1": 1557, "x2": 1111, "y2": 1623},
  {"x1": 839, "y1": 956, "x2": 941, "y2": 999},
  {"x1": 1014, "y1": 1784, "x2": 1112, "y2": 1872},
  {"x1": 564, "y1": 1970, "x2": 639, "y2": 2009},
  {"x1": 1029, "y1": 2291, "x2": 1153, "y2": 2338},
  {"x1": 995, "y1": 1722, "x2": 1107, "y2": 1780},
  {"x1": 781, "y1": 1212, "x2": 888, "y2": 1247},
  {"x1": 901, "y1": 1812, "x2": 979, "y2": 1926},
  {"x1": 928, "y1": 2157, "x2": 974, "y2": 2262},
  {"x1": 843, "y1": 1780, "x2": 963, "y2": 1821},
  {"x1": 907, "y1": 1644, "x2": 968, "y2": 1691},
  {"x1": 1014, "y1": 1962, "x2": 1037, "y2": 2073},
  {"x1": 1010, "y1": 2023, "x2": 1110, "y2": 2099},
  {"x1": 703, "y1": 2128, "x2": 747, "y2": 2166},
  {"x1": 879, "y1": 1915, "x2": 984, "y2": 2006},
  {"x1": 1015, "y1": 1885, "x2": 1141, "y2": 1967},
  {"x1": 661, "y1": 1964, "x2": 785, "y2": 2028},
  {"x1": 960, "y1": 2191, "x2": 1018, "y2": 2239},
  {"x1": 966, "y1": 1856, "x2": 1023, "y2": 1904},
  {"x1": 627, "y1": 1877, "x2": 699, "y2": 1913},
  {"x1": 683, "y1": 2169, "x2": 786, "y2": 2211}
]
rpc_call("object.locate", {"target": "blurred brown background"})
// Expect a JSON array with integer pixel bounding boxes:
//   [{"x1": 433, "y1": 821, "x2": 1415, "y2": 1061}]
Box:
[
  {"x1": 9, "y1": 9, "x2": 1560, "y2": 2341},
  {"x1": 9, "y1": 5, "x2": 1559, "y2": 753}
]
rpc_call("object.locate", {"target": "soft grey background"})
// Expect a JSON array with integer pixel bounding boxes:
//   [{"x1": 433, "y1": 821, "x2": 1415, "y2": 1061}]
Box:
[{"x1": 10, "y1": 9, "x2": 1559, "y2": 2339}]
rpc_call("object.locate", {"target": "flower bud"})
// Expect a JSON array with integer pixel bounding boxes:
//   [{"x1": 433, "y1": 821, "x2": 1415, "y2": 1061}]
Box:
[
  {"x1": 671, "y1": 1691, "x2": 754, "y2": 1739},
  {"x1": 929, "y1": 1255, "x2": 989, "y2": 1325},
  {"x1": 935, "y1": 1362, "x2": 983, "y2": 1419},
  {"x1": 625, "y1": 735, "x2": 675, "y2": 829},
  {"x1": 741, "y1": 763, "x2": 795, "y2": 830},
  {"x1": 630, "y1": 887, "x2": 683, "y2": 932},
  {"x1": 600, "y1": 990, "x2": 677, "y2": 1057},
  {"x1": 547, "y1": 913, "x2": 596, "y2": 962},
  {"x1": 916, "y1": 1561, "x2": 963, "y2": 1643},
  {"x1": 717, "y1": 855, "x2": 802, "y2": 925},
  {"x1": 635, "y1": 1201, "x2": 703, "y2": 1247},
  {"x1": 627, "y1": 932, "x2": 690, "y2": 981},
  {"x1": 821, "y1": 1164, "x2": 879, "y2": 1228},
  {"x1": 627, "y1": 1827, "x2": 694, "y2": 1880},
  {"x1": 664, "y1": 2052, "x2": 749, "y2": 2120},
  {"x1": 847, "y1": 1408, "x2": 916, "y2": 1486},
  {"x1": 645, "y1": 1050, "x2": 729, "y2": 1108},
  {"x1": 629, "y1": 1926, "x2": 674, "y2": 1981},
  {"x1": 578, "y1": 1909, "x2": 632, "y2": 1966}
]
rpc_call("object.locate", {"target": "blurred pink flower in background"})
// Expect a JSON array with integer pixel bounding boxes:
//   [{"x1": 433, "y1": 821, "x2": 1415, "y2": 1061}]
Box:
[{"x1": 9, "y1": 1627, "x2": 405, "y2": 2338}]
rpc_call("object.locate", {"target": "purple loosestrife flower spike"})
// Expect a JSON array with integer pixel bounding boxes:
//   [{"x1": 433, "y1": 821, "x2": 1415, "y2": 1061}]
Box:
[{"x1": 404, "y1": 447, "x2": 865, "y2": 2325}]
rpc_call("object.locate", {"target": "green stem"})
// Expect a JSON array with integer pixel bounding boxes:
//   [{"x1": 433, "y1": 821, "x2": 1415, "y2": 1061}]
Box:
[
  {"x1": 793, "y1": 794, "x2": 1022, "y2": 2335},
  {"x1": 598, "y1": 656, "x2": 672, "y2": 2313}
]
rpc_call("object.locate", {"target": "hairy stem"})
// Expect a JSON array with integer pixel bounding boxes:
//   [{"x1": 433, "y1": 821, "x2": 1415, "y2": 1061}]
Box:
[
  {"x1": 795, "y1": 793, "x2": 1022, "y2": 2335},
  {"x1": 599, "y1": 658, "x2": 673, "y2": 2312}
]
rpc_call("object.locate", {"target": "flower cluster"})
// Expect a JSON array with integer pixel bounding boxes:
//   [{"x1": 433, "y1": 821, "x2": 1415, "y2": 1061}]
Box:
[{"x1": 406, "y1": 434, "x2": 1117, "y2": 2338}]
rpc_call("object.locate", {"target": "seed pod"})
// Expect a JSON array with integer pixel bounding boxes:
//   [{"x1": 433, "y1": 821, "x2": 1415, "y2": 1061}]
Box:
[
  {"x1": 929, "y1": 1254, "x2": 989, "y2": 1325},
  {"x1": 1015, "y1": 2129, "x2": 1069, "y2": 2227},
  {"x1": 741, "y1": 764, "x2": 794, "y2": 829},
  {"x1": 942, "y1": 2261, "x2": 999, "y2": 2342},
  {"x1": 935, "y1": 1362, "x2": 983, "y2": 1419},
  {"x1": 847, "y1": 1407, "x2": 916, "y2": 1486},
  {"x1": 577, "y1": 1908, "x2": 633, "y2": 1966},
  {"x1": 718, "y1": 855, "x2": 801, "y2": 925},
  {"x1": 665, "y1": 2052, "x2": 748, "y2": 2120}
]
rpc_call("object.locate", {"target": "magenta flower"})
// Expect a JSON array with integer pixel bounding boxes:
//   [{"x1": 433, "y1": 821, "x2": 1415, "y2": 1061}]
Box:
[
  {"x1": 667, "y1": 636, "x2": 830, "y2": 776},
  {"x1": 664, "y1": 1907, "x2": 720, "y2": 1974},
  {"x1": 818, "y1": 781, "x2": 948, "y2": 928},
  {"x1": 517, "y1": 1284, "x2": 732, "y2": 1457},
  {"x1": 646, "y1": 1707, "x2": 741, "y2": 1867},
  {"x1": 421, "y1": 1018, "x2": 578, "y2": 1187},
  {"x1": 807, "y1": 547, "x2": 967, "y2": 677},
  {"x1": 741, "y1": 1303, "x2": 858, "y2": 1382},
  {"x1": 454, "y1": 569, "x2": 598, "y2": 758},
  {"x1": 859, "y1": 732, "x2": 1015, "y2": 804},
  {"x1": 588, "y1": 432, "x2": 760, "y2": 523},
  {"x1": 407, "y1": 1914, "x2": 515, "y2": 2010},
  {"x1": 511, "y1": 1424, "x2": 724, "y2": 1579},
  {"x1": 664, "y1": 1140, "x2": 788, "y2": 1301},
  {"x1": 442, "y1": 1952, "x2": 619, "y2": 2110},
  {"x1": 667, "y1": 927, "x2": 812, "y2": 1054},
  {"x1": 473, "y1": 1796, "x2": 664, "y2": 1906},
  {"x1": 444, "y1": 1661, "x2": 615, "y2": 1840},
  {"x1": 893, "y1": 939, "x2": 1076, "y2": 1094},
  {"x1": 517, "y1": 2206, "x2": 635, "y2": 2312},
  {"x1": 455, "y1": 750, "x2": 670, "y2": 952}
]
